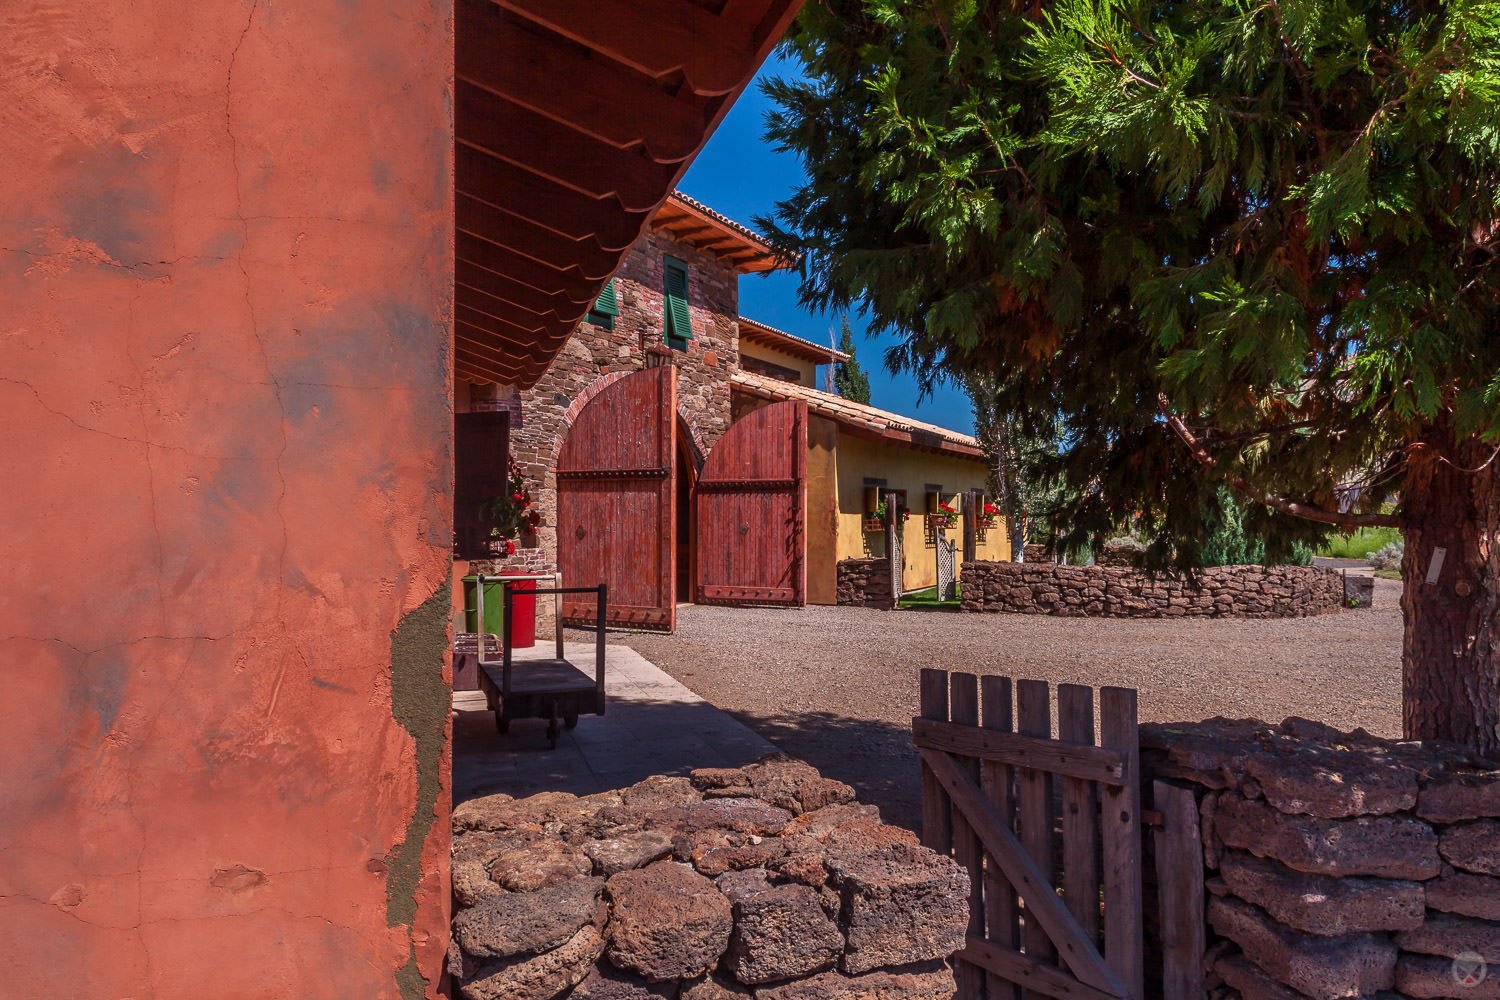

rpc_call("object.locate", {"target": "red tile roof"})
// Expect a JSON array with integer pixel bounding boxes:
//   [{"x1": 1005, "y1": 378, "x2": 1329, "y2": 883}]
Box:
[{"x1": 731, "y1": 370, "x2": 985, "y2": 459}]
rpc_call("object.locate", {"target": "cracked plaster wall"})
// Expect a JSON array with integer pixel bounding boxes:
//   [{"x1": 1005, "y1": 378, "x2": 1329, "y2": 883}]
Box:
[{"x1": 0, "y1": 1, "x2": 455, "y2": 997}]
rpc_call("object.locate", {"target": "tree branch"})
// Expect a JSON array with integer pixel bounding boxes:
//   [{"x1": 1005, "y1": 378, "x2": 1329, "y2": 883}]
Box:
[{"x1": 1157, "y1": 395, "x2": 1403, "y2": 528}]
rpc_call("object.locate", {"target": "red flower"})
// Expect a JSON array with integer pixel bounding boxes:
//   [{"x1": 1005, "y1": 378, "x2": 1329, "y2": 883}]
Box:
[{"x1": 506, "y1": 539, "x2": 516, "y2": 555}]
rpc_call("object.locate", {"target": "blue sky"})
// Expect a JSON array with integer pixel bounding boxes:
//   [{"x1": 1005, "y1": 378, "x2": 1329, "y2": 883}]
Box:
[{"x1": 678, "y1": 54, "x2": 977, "y2": 436}]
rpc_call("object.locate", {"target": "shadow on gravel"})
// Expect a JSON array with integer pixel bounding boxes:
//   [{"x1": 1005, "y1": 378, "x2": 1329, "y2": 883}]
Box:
[{"x1": 719, "y1": 709, "x2": 923, "y2": 834}]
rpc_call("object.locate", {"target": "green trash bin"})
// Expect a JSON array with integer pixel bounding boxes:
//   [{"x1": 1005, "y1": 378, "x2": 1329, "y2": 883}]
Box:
[{"x1": 461, "y1": 575, "x2": 506, "y2": 637}]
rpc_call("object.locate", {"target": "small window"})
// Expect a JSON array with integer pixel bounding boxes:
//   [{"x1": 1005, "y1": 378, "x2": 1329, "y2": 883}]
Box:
[
  {"x1": 587, "y1": 278, "x2": 619, "y2": 331},
  {"x1": 663, "y1": 257, "x2": 691, "y2": 349}
]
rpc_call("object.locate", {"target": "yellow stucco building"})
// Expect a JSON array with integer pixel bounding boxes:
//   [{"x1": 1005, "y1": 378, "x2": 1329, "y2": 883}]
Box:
[{"x1": 732, "y1": 317, "x2": 1010, "y2": 601}]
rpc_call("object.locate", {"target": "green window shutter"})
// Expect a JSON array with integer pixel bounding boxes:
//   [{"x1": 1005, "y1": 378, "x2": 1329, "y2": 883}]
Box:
[
  {"x1": 592, "y1": 278, "x2": 619, "y2": 317},
  {"x1": 587, "y1": 278, "x2": 618, "y2": 330},
  {"x1": 664, "y1": 257, "x2": 692, "y2": 342}
]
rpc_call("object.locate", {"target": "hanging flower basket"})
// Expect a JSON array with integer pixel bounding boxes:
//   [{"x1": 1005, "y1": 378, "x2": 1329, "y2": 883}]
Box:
[
  {"x1": 865, "y1": 501, "x2": 910, "y2": 533},
  {"x1": 927, "y1": 500, "x2": 959, "y2": 531},
  {"x1": 976, "y1": 501, "x2": 1000, "y2": 531}
]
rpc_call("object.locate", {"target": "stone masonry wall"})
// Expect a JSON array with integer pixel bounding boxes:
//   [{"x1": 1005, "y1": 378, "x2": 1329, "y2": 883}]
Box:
[
  {"x1": 1143, "y1": 719, "x2": 1500, "y2": 1000},
  {"x1": 836, "y1": 558, "x2": 896, "y2": 610},
  {"x1": 472, "y1": 229, "x2": 740, "y2": 632},
  {"x1": 961, "y1": 562, "x2": 1355, "y2": 618},
  {"x1": 448, "y1": 755, "x2": 968, "y2": 1000}
]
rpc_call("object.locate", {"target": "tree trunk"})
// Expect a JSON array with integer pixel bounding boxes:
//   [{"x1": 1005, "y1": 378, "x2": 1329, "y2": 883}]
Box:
[{"x1": 1402, "y1": 434, "x2": 1500, "y2": 753}]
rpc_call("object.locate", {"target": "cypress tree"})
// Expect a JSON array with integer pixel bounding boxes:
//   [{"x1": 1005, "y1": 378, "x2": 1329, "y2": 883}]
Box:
[
  {"x1": 758, "y1": 0, "x2": 1500, "y2": 750},
  {"x1": 832, "y1": 314, "x2": 872, "y2": 404}
]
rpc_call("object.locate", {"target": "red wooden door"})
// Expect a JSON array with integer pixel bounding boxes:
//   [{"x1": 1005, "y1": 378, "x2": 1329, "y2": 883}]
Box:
[
  {"x1": 695, "y1": 400, "x2": 807, "y2": 606},
  {"x1": 557, "y1": 367, "x2": 676, "y2": 631}
]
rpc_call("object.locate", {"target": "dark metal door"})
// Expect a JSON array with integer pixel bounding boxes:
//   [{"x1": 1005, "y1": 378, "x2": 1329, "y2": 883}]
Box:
[
  {"x1": 695, "y1": 400, "x2": 807, "y2": 605},
  {"x1": 557, "y1": 367, "x2": 676, "y2": 631}
]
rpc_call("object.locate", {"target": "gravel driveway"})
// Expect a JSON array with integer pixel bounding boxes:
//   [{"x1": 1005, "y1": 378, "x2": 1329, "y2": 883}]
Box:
[{"x1": 600, "y1": 577, "x2": 1403, "y2": 831}]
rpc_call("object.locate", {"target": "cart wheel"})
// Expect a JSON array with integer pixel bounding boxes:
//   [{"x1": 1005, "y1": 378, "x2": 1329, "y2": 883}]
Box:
[
  {"x1": 546, "y1": 716, "x2": 560, "y2": 749},
  {"x1": 495, "y1": 714, "x2": 509, "y2": 734},
  {"x1": 563, "y1": 713, "x2": 579, "y2": 730}
]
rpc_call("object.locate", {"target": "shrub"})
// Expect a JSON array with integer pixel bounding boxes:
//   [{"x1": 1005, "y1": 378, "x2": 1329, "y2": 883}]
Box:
[
  {"x1": 1320, "y1": 525, "x2": 1403, "y2": 560},
  {"x1": 1369, "y1": 540, "x2": 1405, "y2": 571}
]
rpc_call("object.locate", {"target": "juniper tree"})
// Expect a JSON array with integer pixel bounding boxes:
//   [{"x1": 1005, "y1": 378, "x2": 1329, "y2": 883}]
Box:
[
  {"x1": 833, "y1": 314, "x2": 873, "y2": 403},
  {"x1": 759, "y1": 0, "x2": 1500, "y2": 749}
]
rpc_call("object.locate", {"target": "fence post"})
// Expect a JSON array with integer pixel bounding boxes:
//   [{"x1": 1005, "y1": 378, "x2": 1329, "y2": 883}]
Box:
[
  {"x1": 949, "y1": 672, "x2": 983, "y2": 1000},
  {"x1": 1155, "y1": 780, "x2": 1206, "y2": 1000},
  {"x1": 1058, "y1": 684, "x2": 1101, "y2": 946},
  {"x1": 919, "y1": 668, "x2": 952, "y2": 854},
  {"x1": 1101, "y1": 686, "x2": 1144, "y2": 1000},
  {"x1": 981, "y1": 676, "x2": 1019, "y2": 1000},
  {"x1": 1016, "y1": 679, "x2": 1057, "y2": 967}
]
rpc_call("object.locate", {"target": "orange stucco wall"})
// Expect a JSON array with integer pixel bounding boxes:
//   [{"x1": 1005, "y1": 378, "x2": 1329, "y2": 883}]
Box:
[{"x1": 0, "y1": 2, "x2": 455, "y2": 998}]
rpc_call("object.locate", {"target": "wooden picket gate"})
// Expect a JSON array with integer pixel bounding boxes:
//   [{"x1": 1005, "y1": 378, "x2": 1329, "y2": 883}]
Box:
[{"x1": 915, "y1": 669, "x2": 1144, "y2": 1000}]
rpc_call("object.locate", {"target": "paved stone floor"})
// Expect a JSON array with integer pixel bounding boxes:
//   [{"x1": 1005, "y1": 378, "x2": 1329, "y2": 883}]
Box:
[{"x1": 452, "y1": 639, "x2": 776, "y2": 804}]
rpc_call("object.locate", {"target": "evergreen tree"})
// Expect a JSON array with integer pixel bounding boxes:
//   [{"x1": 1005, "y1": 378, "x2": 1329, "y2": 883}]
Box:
[
  {"x1": 832, "y1": 314, "x2": 872, "y2": 404},
  {"x1": 758, "y1": 1, "x2": 1500, "y2": 749},
  {"x1": 964, "y1": 373, "x2": 1072, "y2": 560}
]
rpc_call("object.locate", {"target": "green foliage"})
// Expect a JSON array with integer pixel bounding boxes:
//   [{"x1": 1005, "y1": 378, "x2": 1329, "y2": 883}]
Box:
[
  {"x1": 1321, "y1": 526, "x2": 1405, "y2": 560},
  {"x1": 964, "y1": 372, "x2": 1075, "y2": 558},
  {"x1": 833, "y1": 314, "x2": 872, "y2": 403},
  {"x1": 758, "y1": 0, "x2": 1500, "y2": 572},
  {"x1": 478, "y1": 457, "x2": 540, "y2": 542},
  {"x1": 1199, "y1": 488, "x2": 1315, "y2": 566}
]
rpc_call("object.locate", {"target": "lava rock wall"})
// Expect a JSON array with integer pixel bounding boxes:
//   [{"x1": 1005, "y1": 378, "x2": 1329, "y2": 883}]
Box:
[
  {"x1": 835, "y1": 558, "x2": 896, "y2": 610},
  {"x1": 1145, "y1": 719, "x2": 1500, "y2": 1000},
  {"x1": 449, "y1": 756, "x2": 968, "y2": 999},
  {"x1": 962, "y1": 563, "x2": 1354, "y2": 618}
]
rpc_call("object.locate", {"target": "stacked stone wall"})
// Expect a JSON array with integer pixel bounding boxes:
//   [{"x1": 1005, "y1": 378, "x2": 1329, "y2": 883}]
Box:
[
  {"x1": 961, "y1": 562, "x2": 1358, "y2": 618},
  {"x1": 449, "y1": 756, "x2": 968, "y2": 1000},
  {"x1": 836, "y1": 558, "x2": 895, "y2": 609},
  {"x1": 1143, "y1": 719, "x2": 1500, "y2": 1000}
]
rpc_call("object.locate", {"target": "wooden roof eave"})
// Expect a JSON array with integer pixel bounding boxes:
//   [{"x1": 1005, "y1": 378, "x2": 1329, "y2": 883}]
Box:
[{"x1": 454, "y1": 0, "x2": 806, "y2": 387}]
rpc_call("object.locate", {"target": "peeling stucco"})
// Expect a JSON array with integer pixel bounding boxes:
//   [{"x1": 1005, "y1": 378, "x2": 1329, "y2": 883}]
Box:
[{"x1": 386, "y1": 580, "x2": 451, "y2": 1000}]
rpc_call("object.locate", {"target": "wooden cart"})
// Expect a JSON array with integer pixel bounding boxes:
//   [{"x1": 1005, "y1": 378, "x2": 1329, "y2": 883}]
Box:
[{"x1": 473, "y1": 576, "x2": 607, "y2": 748}]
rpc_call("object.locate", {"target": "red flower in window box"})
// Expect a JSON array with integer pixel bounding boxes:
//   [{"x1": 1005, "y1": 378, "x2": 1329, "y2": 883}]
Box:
[{"x1": 479, "y1": 457, "x2": 539, "y2": 549}]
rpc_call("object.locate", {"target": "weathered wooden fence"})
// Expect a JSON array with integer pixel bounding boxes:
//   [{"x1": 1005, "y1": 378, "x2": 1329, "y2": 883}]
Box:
[{"x1": 915, "y1": 669, "x2": 1145, "y2": 1000}]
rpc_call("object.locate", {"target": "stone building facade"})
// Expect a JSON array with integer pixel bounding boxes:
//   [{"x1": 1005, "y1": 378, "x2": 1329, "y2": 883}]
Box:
[{"x1": 456, "y1": 195, "x2": 769, "y2": 625}]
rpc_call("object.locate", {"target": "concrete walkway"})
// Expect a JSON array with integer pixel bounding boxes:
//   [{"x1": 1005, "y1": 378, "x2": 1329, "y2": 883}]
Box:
[{"x1": 452, "y1": 640, "x2": 776, "y2": 804}]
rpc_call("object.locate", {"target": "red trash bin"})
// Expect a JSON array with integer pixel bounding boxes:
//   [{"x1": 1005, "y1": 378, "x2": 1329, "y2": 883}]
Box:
[{"x1": 500, "y1": 568, "x2": 536, "y2": 648}]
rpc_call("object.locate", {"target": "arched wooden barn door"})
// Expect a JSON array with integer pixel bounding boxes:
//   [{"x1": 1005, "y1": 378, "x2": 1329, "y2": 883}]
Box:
[
  {"x1": 695, "y1": 400, "x2": 807, "y2": 606},
  {"x1": 557, "y1": 367, "x2": 676, "y2": 631}
]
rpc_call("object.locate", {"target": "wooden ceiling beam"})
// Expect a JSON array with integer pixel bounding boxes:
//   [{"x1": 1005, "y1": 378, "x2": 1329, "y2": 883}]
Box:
[
  {"x1": 459, "y1": 307, "x2": 585, "y2": 353},
  {"x1": 458, "y1": 1, "x2": 706, "y2": 163},
  {"x1": 457, "y1": 322, "x2": 564, "y2": 369},
  {"x1": 456, "y1": 231, "x2": 597, "y2": 304},
  {"x1": 456, "y1": 277, "x2": 558, "y2": 327},
  {"x1": 455, "y1": 260, "x2": 574, "y2": 319},
  {"x1": 457, "y1": 192, "x2": 619, "y2": 281},
  {"x1": 497, "y1": 0, "x2": 753, "y2": 96},
  {"x1": 455, "y1": 353, "x2": 521, "y2": 385},
  {"x1": 455, "y1": 334, "x2": 531, "y2": 376},
  {"x1": 456, "y1": 301, "x2": 573, "y2": 344},
  {"x1": 456, "y1": 82, "x2": 675, "y2": 212},
  {"x1": 456, "y1": 145, "x2": 644, "y2": 251}
]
